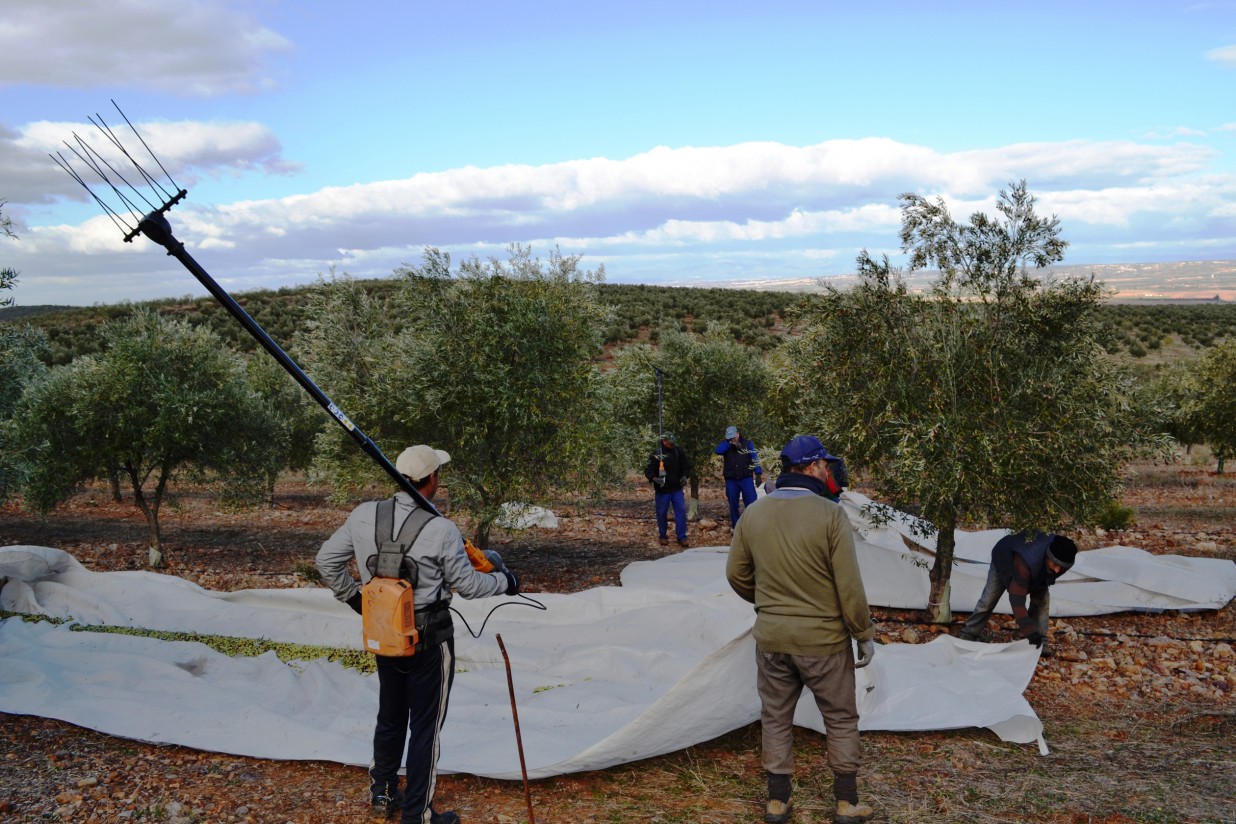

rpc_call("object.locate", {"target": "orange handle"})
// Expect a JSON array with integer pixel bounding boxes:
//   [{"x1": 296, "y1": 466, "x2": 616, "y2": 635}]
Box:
[{"x1": 465, "y1": 539, "x2": 495, "y2": 572}]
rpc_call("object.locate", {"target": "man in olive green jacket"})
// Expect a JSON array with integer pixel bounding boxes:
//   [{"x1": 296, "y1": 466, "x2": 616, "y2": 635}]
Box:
[{"x1": 726, "y1": 435, "x2": 876, "y2": 824}]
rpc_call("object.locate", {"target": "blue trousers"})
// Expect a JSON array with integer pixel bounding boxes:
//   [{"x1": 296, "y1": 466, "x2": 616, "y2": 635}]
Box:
[
  {"x1": 724, "y1": 476, "x2": 758, "y2": 526},
  {"x1": 655, "y1": 489, "x2": 687, "y2": 542},
  {"x1": 372, "y1": 639, "x2": 455, "y2": 824}
]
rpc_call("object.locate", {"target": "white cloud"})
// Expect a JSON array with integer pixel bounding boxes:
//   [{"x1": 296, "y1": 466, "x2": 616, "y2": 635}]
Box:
[
  {"x1": 0, "y1": 0, "x2": 291, "y2": 96},
  {"x1": 1206, "y1": 44, "x2": 1236, "y2": 67},
  {"x1": 2, "y1": 117, "x2": 299, "y2": 206},
  {"x1": 7, "y1": 134, "x2": 1236, "y2": 305}
]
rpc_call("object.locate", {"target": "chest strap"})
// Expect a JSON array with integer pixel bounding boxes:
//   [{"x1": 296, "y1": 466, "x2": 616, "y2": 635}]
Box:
[{"x1": 370, "y1": 497, "x2": 438, "y2": 580}]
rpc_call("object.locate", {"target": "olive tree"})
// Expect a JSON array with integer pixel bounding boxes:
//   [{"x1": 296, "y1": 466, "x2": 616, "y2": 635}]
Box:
[
  {"x1": 296, "y1": 270, "x2": 416, "y2": 499},
  {"x1": 244, "y1": 352, "x2": 326, "y2": 501},
  {"x1": 0, "y1": 325, "x2": 47, "y2": 502},
  {"x1": 0, "y1": 201, "x2": 41, "y2": 500},
  {"x1": 1, "y1": 201, "x2": 17, "y2": 306},
  {"x1": 606, "y1": 328, "x2": 773, "y2": 516},
  {"x1": 781, "y1": 181, "x2": 1169, "y2": 623},
  {"x1": 12, "y1": 311, "x2": 281, "y2": 566},
  {"x1": 302, "y1": 246, "x2": 617, "y2": 548},
  {"x1": 396, "y1": 245, "x2": 616, "y2": 547},
  {"x1": 1180, "y1": 341, "x2": 1236, "y2": 473}
]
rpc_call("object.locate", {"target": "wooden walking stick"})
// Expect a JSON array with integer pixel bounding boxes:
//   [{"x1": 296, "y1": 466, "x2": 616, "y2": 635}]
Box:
[{"x1": 495, "y1": 633, "x2": 536, "y2": 824}]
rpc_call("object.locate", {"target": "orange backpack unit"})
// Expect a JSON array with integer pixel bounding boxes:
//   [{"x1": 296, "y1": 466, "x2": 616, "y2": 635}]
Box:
[{"x1": 360, "y1": 498, "x2": 437, "y2": 656}]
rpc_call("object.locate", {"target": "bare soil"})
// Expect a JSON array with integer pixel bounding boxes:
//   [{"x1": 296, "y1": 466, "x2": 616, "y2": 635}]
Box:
[{"x1": 1, "y1": 462, "x2": 1233, "y2": 823}]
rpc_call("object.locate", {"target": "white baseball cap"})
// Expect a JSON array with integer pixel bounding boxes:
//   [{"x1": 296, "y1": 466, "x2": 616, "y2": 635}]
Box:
[{"x1": 395, "y1": 445, "x2": 451, "y2": 482}]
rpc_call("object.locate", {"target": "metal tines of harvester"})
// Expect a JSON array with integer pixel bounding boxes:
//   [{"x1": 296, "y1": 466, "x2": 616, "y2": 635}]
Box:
[{"x1": 50, "y1": 101, "x2": 436, "y2": 514}]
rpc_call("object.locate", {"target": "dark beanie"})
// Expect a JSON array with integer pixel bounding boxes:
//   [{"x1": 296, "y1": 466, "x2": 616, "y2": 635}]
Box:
[{"x1": 1047, "y1": 535, "x2": 1078, "y2": 570}]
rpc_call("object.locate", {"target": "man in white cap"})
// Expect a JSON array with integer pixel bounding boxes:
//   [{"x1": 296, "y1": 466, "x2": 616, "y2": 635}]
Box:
[{"x1": 316, "y1": 445, "x2": 519, "y2": 824}]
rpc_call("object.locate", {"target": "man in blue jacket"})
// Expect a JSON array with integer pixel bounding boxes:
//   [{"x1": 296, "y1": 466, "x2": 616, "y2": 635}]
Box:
[{"x1": 715, "y1": 425, "x2": 762, "y2": 528}]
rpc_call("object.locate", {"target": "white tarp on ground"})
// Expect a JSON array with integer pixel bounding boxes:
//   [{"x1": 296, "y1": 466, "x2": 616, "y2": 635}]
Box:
[
  {"x1": 0, "y1": 545, "x2": 1045, "y2": 777},
  {"x1": 0, "y1": 499, "x2": 1232, "y2": 778},
  {"x1": 836, "y1": 491, "x2": 1236, "y2": 614}
]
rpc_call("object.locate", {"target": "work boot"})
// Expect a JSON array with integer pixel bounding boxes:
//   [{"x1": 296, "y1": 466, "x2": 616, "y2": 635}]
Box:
[
  {"x1": 658, "y1": 536, "x2": 669, "y2": 546},
  {"x1": 678, "y1": 539, "x2": 689, "y2": 548},
  {"x1": 764, "y1": 798, "x2": 793, "y2": 823},
  {"x1": 835, "y1": 799, "x2": 873, "y2": 823},
  {"x1": 370, "y1": 780, "x2": 401, "y2": 817},
  {"x1": 429, "y1": 809, "x2": 460, "y2": 824}
]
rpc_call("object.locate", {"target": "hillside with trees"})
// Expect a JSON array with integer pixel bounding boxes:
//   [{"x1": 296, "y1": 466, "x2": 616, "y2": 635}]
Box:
[{"x1": 1, "y1": 185, "x2": 1233, "y2": 567}]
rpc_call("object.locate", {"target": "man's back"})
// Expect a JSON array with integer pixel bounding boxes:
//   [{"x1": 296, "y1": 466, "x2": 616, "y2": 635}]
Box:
[{"x1": 726, "y1": 490, "x2": 871, "y2": 657}]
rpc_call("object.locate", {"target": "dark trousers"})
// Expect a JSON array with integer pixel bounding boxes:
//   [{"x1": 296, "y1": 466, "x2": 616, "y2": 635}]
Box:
[
  {"x1": 372, "y1": 639, "x2": 455, "y2": 824},
  {"x1": 724, "y1": 476, "x2": 758, "y2": 526},
  {"x1": 960, "y1": 567, "x2": 1050, "y2": 640},
  {"x1": 655, "y1": 489, "x2": 688, "y2": 542}
]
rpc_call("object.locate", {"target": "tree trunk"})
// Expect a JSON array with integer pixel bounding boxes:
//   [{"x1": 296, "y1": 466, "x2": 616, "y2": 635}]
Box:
[
  {"x1": 127, "y1": 463, "x2": 167, "y2": 568},
  {"x1": 109, "y1": 469, "x2": 122, "y2": 501},
  {"x1": 688, "y1": 476, "x2": 700, "y2": 520},
  {"x1": 926, "y1": 522, "x2": 957, "y2": 625},
  {"x1": 473, "y1": 522, "x2": 490, "y2": 551}
]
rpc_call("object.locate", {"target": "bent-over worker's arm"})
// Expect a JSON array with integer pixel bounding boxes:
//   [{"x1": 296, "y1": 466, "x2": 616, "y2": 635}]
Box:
[{"x1": 1007, "y1": 554, "x2": 1038, "y2": 635}]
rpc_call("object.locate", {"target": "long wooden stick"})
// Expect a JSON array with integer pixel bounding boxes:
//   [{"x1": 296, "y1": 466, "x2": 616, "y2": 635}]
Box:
[{"x1": 495, "y1": 633, "x2": 535, "y2": 824}]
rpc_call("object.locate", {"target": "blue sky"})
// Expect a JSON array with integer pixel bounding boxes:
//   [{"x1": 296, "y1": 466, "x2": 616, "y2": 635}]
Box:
[{"x1": 2, "y1": 0, "x2": 1235, "y2": 305}]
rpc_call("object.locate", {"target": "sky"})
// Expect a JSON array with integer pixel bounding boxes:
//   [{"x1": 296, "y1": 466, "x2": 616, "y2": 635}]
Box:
[{"x1": 1, "y1": 0, "x2": 1235, "y2": 306}]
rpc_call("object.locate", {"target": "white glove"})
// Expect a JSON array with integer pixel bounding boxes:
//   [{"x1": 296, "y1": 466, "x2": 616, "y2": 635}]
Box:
[{"x1": 854, "y1": 639, "x2": 875, "y2": 668}]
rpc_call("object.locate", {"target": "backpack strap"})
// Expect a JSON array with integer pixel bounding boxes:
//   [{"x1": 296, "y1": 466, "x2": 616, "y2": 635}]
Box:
[{"x1": 370, "y1": 497, "x2": 438, "y2": 580}]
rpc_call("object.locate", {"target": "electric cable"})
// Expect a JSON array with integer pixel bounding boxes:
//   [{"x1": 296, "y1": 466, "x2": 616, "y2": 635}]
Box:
[{"x1": 451, "y1": 593, "x2": 548, "y2": 640}]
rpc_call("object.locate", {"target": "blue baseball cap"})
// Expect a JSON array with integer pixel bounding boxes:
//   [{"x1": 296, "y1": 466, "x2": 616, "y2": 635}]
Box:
[{"x1": 780, "y1": 435, "x2": 837, "y2": 466}]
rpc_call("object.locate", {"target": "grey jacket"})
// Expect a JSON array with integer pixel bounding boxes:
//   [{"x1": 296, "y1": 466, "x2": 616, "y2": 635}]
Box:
[{"x1": 315, "y1": 491, "x2": 508, "y2": 610}]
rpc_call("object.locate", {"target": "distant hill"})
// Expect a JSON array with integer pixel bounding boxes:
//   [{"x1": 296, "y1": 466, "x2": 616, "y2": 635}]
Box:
[
  {"x1": 2, "y1": 276, "x2": 1232, "y2": 368},
  {"x1": 0, "y1": 304, "x2": 76, "y2": 321},
  {"x1": 695, "y1": 260, "x2": 1236, "y2": 303}
]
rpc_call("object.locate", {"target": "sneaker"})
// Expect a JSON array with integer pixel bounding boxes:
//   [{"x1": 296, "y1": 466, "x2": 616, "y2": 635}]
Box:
[
  {"x1": 835, "y1": 799, "x2": 873, "y2": 823},
  {"x1": 430, "y1": 810, "x2": 460, "y2": 824},
  {"x1": 658, "y1": 536, "x2": 669, "y2": 546},
  {"x1": 370, "y1": 782, "x2": 401, "y2": 817},
  {"x1": 765, "y1": 798, "x2": 793, "y2": 823}
]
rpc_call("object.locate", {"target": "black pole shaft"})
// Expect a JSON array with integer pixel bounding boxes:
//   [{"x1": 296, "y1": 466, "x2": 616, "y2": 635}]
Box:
[
  {"x1": 655, "y1": 367, "x2": 663, "y2": 436},
  {"x1": 136, "y1": 210, "x2": 435, "y2": 514}
]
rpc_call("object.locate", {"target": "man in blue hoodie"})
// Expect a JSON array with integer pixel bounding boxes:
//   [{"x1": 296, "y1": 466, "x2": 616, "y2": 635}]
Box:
[{"x1": 715, "y1": 425, "x2": 762, "y2": 528}]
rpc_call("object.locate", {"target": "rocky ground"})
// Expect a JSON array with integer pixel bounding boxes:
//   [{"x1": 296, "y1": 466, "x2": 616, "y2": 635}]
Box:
[{"x1": 1, "y1": 459, "x2": 1233, "y2": 823}]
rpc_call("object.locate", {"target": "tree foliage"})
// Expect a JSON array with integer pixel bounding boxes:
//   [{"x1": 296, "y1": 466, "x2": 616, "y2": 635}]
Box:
[
  {"x1": 12, "y1": 311, "x2": 281, "y2": 566},
  {"x1": 1, "y1": 200, "x2": 17, "y2": 308},
  {"x1": 0, "y1": 324, "x2": 48, "y2": 502},
  {"x1": 242, "y1": 352, "x2": 326, "y2": 500},
  {"x1": 394, "y1": 245, "x2": 616, "y2": 546},
  {"x1": 300, "y1": 247, "x2": 616, "y2": 546},
  {"x1": 781, "y1": 181, "x2": 1170, "y2": 622},
  {"x1": 606, "y1": 327, "x2": 773, "y2": 508},
  {"x1": 295, "y1": 271, "x2": 416, "y2": 499},
  {"x1": 1178, "y1": 340, "x2": 1236, "y2": 473}
]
